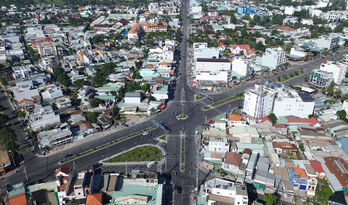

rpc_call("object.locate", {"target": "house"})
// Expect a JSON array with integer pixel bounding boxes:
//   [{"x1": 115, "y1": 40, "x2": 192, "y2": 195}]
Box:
[
  {"x1": 8, "y1": 193, "x2": 27, "y2": 205},
  {"x1": 204, "y1": 178, "x2": 248, "y2": 205},
  {"x1": 0, "y1": 146, "x2": 11, "y2": 174},
  {"x1": 29, "y1": 105, "x2": 61, "y2": 131},
  {"x1": 206, "y1": 136, "x2": 229, "y2": 153},
  {"x1": 290, "y1": 167, "x2": 308, "y2": 191},
  {"x1": 124, "y1": 92, "x2": 142, "y2": 104},
  {"x1": 323, "y1": 156, "x2": 348, "y2": 192},
  {"x1": 272, "y1": 141, "x2": 298, "y2": 155},
  {"x1": 222, "y1": 152, "x2": 242, "y2": 175},
  {"x1": 316, "y1": 35, "x2": 339, "y2": 50},
  {"x1": 40, "y1": 84, "x2": 64, "y2": 101},
  {"x1": 10, "y1": 81, "x2": 40, "y2": 104},
  {"x1": 74, "y1": 172, "x2": 87, "y2": 199},
  {"x1": 54, "y1": 96, "x2": 72, "y2": 109},
  {"x1": 128, "y1": 23, "x2": 140, "y2": 40},
  {"x1": 232, "y1": 58, "x2": 252, "y2": 78},
  {"x1": 309, "y1": 160, "x2": 326, "y2": 178},
  {"x1": 228, "y1": 114, "x2": 247, "y2": 127},
  {"x1": 56, "y1": 166, "x2": 75, "y2": 204}
]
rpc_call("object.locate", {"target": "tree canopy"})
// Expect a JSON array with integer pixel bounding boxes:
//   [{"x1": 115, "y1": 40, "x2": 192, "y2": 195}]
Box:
[{"x1": 0, "y1": 127, "x2": 17, "y2": 151}]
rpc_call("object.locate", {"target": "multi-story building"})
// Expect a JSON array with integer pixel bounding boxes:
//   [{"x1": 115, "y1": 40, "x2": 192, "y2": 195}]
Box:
[
  {"x1": 256, "y1": 47, "x2": 286, "y2": 70},
  {"x1": 309, "y1": 69, "x2": 333, "y2": 87},
  {"x1": 232, "y1": 58, "x2": 252, "y2": 78},
  {"x1": 316, "y1": 35, "x2": 339, "y2": 50},
  {"x1": 243, "y1": 84, "x2": 276, "y2": 119},
  {"x1": 29, "y1": 105, "x2": 61, "y2": 131},
  {"x1": 194, "y1": 58, "x2": 232, "y2": 83},
  {"x1": 319, "y1": 60, "x2": 347, "y2": 84},
  {"x1": 206, "y1": 136, "x2": 230, "y2": 153},
  {"x1": 204, "y1": 178, "x2": 249, "y2": 205},
  {"x1": 273, "y1": 89, "x2": 315, "y2": 118}
]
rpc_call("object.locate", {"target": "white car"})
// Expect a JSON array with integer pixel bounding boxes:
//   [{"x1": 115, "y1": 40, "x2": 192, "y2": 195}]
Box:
[
  {"x1": 143, "y1": 131, "x2": 149, "y2": 136},
  {"x1": 147, "y1": 161, "x2": 157, "y2": 168}
]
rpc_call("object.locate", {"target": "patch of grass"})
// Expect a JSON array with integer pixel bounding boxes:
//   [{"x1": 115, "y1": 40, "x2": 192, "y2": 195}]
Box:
[
  {"x1": 203, "y1": 106, "x2": 210, "y2": 110},
  {"x1": 277, "y1": 71, "x2": 304, "y2": 82},
  {"x1": 105, "y1": 146, "x2": 162, "y2": 163},
  {"x1": 181, "y1": 137, "x2": 185, "y2": 163},
  {"x1": 314, "y1": 178, "x2": 333, "y2": 204},
  {"x1": 195, "y1": 95, "x2": 203, "y2": 100},
  {"x1": 159, "y1": 135, "x2": 166, "y2": 141}
]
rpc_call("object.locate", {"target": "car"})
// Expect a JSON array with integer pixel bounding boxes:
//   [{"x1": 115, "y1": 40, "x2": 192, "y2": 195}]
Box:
[
  {"x1": 147, "y1": 161, "x2": 157, "y2": 168},
  {"x1": 143, "y1": 131, "x2": 149, "y2": 136}
]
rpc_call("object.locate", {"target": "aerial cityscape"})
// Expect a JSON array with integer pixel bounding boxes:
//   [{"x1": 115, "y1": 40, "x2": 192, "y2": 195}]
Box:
[{"x1": 0, "y1": 0, "x2": 347, "y2": 204}]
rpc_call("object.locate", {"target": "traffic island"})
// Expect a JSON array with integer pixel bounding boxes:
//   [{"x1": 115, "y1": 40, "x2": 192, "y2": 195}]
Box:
[
  {"x1": 177, "y1": 114, "x2": 188, "y2": 120},
  {"x1": 158, "y1": 135, "x2": 167, "y2": 142},
  {"x1": 202, "y1": 92, "x2": 244, "y2": 111},
  {"x1": 276, "y1": 71, "x2": 304, "y2": 83},
  {"x1": 104, "y1": 145, "x2": 163, "y2": 163}
]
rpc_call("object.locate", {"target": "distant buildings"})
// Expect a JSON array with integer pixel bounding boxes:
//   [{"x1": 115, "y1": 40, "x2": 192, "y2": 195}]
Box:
[{"x1": 142, "y1": 21, "x2": 168, "y2": 33}]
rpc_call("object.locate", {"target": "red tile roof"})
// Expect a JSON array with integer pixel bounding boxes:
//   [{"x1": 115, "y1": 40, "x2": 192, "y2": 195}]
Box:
[
  {"x1": 55, "y1": 166, "x2": 71, "y2": 176},
  {"x1": 324, "y1": 157, "x2": 348, "y2": 187},
  {"x1": 258, "y1": 116, "x2": 272, "y2": 123},
  {"x1": 228, "y1": 114, "x2": 246, "y2": 121},
  {"x1": 224, "y1": 152, "x2": 241, "y2": 166},
  {"x1": 278, "y1": 26, "x2": 296, "y2": 31},
  {"x1": 8, "y1": 193, "x2": 26, "y2": 205},
  {"x1": 293, "y1": 167, "x2": 307, "y2": 178},
  {"x1": 86, "y1": 193, "x2": 102, "y2": 205},
  {"x1": 232, "y1": 44, "x2": 250, "y2": 50},
  {"x1": 287, "y1": 117, "x2": 318, "y2": 127},
  {"x1": 309, "y1": 160, "x2": 324, "y2": 173},
  {"x1": 274, "y1": 124, "x2": 287, "y2": 128}
]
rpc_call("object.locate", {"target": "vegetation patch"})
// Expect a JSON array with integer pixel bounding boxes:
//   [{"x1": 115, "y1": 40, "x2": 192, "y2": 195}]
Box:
[
  {"x1": 276, "y1": 71, "x2": 304, "y2": 82},
  {"x1": 158, "y1": 135, "x2": 167, "y2": 141},
  {"x1": 314, "y1": 178, "x2": 333, "y2": 204},
  {"x1": 104, "y1": 146, "x2": 162, "y2": 163}
]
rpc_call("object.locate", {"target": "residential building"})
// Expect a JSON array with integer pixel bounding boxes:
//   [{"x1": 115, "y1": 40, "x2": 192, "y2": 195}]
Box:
[
  {"x1": 319, "y1": 61, "x2": 347, "y2": 84},
  {"x1": 12, "y1": 65, "x2": 32, "y2": 79},
  {"x1": 40, "y1": 84, "x2": 64, "y2": 101},
  {"x1": 206, "y1": 136, "x2": 229, "y2": 153},
  {"x1": 273, "y1": 89, "x2": 315, "y2": 118},
  {"x1": 222, "y1": 152, "x2": 242, "y2": 175},
  {"x1": 74, "y1": 172, "x2": 87, "y2": 199},
  {"x1": 55, "y1": 166, "x2": 75, "y2": 205},
  {"x1": 228, "y1": 114, "x2": 247, "y2": 127},
  {"x1": 309, "y1": 69, "x2": 333, "y2": 87},
  {"x1": 204, "y1": 178, "x2": 248, "y2": 205},
  {"x1": 255, "y1": 47, "x2": 286, "y2": 70},
  {"x1": 29, "y1": 105, "x2": 61, "y2": 131},
  {"x1": 243, "y1": 84, "x2": 276, "y2": 119},
  {"x1": 124, "y1": 92, "x2": 142, "y2": 104}
]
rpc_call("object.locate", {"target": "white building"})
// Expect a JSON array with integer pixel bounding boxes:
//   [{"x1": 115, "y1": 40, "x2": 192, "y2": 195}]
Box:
[
  {"x1": 273, "y1": 89, "x2": 315, "y2": 118},
  {"x1": 284, "y1": 6, "x2": 295, "y2": 15},
  {"x1": 309, "y1": 69, "x2": 333, "y2": 87},
  {"x1": 29, "y1": 105, "x2": 61, "y2": 131},
  {"x1": 40, "y1": 84, "x2": 64, "y2": 101},
  {"x1": 207, "y1": 136, "x2": 229, "y2": 153},
  {"x1": 204, "y1": 178, "x2": 248, "y2": 205},
  {"x1": 243, "y1": 84, "x2": 276, "y2": 119},
  {"x1": 316, "y1": 35, "x2": 339, "y2": 50},
  {"x1": 124, "y1": 92, "x2": 142, "y2": 104},
  {"x1": 319, "y1": 61, "x2": 347, "y2": 84},
  {"x1": 232, "y1": 58, "x2": 252, "y2": 78},
  {"x1": 193, "y1": 47, "x2": 219, "y2": 60},
  {"x1": 194, "y1": 58, "x2": 232, "y2": 83},
  {"x1": 301, "y1": 19, "x2": 314, "y2": 25},
  {"x1": 255, "y1": 47, "x2": 286, "y2": 70},
  {"x1": 290, "y1": 47, "x2": 307, "y2": 58}
]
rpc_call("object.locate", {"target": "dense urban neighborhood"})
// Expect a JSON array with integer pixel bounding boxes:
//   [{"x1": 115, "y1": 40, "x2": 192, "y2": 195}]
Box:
[{"x1": 0, "y1": 0, "x2": 348, "y2": 204}]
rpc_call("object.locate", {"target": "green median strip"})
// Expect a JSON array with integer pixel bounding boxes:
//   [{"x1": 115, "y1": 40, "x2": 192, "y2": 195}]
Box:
[
  {"x1": 60, "y1": 126, "x2": 157, "y2": 164},
  {"x1": 276, "y1": 71, "x2": 304, "y2": 83},
  {"x1": 203, "y1": 92, "x2": 244, "y2": 111},
  {"x1": 104, "y1": 146, "x2": 163, "y2": 163}
]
